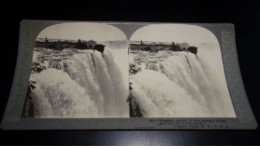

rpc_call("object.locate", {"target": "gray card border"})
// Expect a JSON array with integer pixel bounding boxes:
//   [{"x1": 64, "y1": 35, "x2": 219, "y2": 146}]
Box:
[{"x1": 0, "y1": 20, "x2": 257, "y2": 130}]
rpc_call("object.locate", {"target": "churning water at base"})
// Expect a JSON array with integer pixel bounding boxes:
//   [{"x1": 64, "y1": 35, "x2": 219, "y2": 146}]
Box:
[{"x1": 23, "y1": 49, "x2": 129, "y2": 118}]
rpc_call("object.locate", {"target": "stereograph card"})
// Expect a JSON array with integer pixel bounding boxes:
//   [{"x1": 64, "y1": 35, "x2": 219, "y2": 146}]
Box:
[{"x1": 0, "y1": 20, "x2": 257, "y2": 129}]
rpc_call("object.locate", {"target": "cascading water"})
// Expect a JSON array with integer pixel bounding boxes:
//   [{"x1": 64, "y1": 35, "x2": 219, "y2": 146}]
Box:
[
  {"x1": 23, "y1": 49, "x2": 129, "y2": 118},
  {"x1": 23, "y1": 47, "x2": 235, "y2": 118},
  {"x1": 129, "y1": 51, "x2": 236, "y2": 118}
]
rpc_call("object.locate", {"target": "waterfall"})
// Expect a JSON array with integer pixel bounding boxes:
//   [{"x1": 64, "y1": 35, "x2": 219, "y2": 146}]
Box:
[
  {"x1": 23, "y1": 50, "x2": 129, "y2": 118},
  {"x1": 130, "y1": 51, "x2": 236, "y2": 117}
]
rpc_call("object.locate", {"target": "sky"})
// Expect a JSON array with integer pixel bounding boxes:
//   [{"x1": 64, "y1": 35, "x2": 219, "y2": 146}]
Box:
[
  {"x1": 130, "y1": 24, "x2": 218, "y2": 46},
  {"x1": 37, "y1": 22, "x2": 127, "y2": 41}
]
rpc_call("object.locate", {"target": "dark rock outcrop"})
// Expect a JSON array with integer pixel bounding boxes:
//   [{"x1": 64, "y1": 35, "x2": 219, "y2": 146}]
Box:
[
  {"x1": 187, "y1": 46, "x2": 198, "y2": 55},
  {"x1": 94, "y1": 44, "x2": 105, "y2": 53}
]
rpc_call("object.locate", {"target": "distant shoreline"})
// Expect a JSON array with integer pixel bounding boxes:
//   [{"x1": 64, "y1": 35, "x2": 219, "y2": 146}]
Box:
[
  {"x1": 35, "y1": 38, "x2": 105, "y2": 53},
  {"x1": 129, "y1": 40, "x2": 198, "y2": 55}
]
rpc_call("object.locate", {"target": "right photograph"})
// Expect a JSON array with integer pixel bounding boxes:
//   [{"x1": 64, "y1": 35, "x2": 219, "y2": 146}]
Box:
[{"x1": 128, "y1": 24, "x2": 236, "y2": 118}]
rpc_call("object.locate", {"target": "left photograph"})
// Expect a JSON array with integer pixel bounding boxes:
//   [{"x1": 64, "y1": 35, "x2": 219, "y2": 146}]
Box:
[{"x1": 22, "y1": 23, "x2": 130, "y2": 118}]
